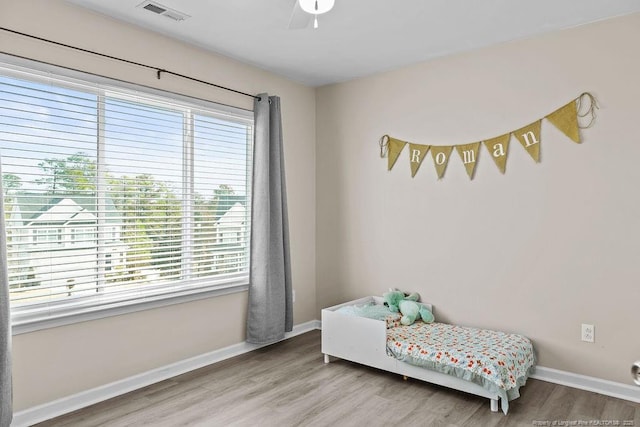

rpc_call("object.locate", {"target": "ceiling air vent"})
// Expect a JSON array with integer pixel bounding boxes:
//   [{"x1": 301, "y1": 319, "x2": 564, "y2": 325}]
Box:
[{"x1": 138, "y1": 1, "x2": 190, "y2": 22}]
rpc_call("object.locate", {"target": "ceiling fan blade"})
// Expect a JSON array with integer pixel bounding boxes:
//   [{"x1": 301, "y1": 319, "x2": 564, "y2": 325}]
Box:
[{"x1": 288, "y1": 0, "x2": 311, "y2": 29}]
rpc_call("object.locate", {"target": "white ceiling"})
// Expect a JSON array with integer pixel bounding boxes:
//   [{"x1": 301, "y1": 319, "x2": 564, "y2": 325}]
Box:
[{"x1": 66, "y1": 0, "x2": 640, "y2": 87}]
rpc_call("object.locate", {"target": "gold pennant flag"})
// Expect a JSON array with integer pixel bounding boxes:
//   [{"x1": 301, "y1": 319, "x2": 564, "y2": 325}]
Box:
[
  {"x1": 455, "y1": 142, "x2": 481, "y2": 180},
  {"x1": 387, "y1": 137, "x2": 408, "y2": 170},
  {"x1": 430, "y1": 146, "x2": 453, "y2": 179},
  {"x1": 514, "y1": 120, "x2": 542, "y2": 162},
  {"x1": 546, "y1": 100, "x2": 580, "y2": 143},
  {"x1": 408, "y1": 143, "x2": 431, "y2": 177},
  {"x1": 483, "y1": 134, "x2": 510, "y2": 174}
]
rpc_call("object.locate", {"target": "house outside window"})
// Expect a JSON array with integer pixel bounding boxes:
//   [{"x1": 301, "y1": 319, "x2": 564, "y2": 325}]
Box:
[{"x1": 0, "y1": 59, "x2": 254, "y2": 330}]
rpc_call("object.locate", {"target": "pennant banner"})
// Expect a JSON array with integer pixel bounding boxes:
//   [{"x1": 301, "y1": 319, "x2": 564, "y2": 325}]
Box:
[
  {"x1": 408, "y1": 143, "x2": 431, "y2": 177},
  {"x1": 547, "y1": 101, "x2": 580, "y2": 143},
  {"x1": 379, "y1": 92, "x2": 598, "y2": 180},
  {"x1": 455, "y1": 142, "x2": 481, "y2": 180},
  {"x1": 430, "y1": 145, "x2": 453, "y2": 179},
  {"x1": 513, "y1": 120, "x2": 542, "y2": 163},
  {"x1": 387, "y1": 136, "x2": 407, "y2": 171},
  {"x1": 483, "y1": 133, "x2": 510, "y2": 174}
]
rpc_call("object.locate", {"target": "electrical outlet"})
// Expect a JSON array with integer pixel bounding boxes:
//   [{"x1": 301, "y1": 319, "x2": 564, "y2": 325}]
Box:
[{"x1": 581, "y1": 324, "x2": 594, "y2": 343}]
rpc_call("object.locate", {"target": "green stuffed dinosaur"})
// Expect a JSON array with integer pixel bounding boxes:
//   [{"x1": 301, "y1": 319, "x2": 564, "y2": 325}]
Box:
[{"x1": 383, "y1": 289, "x2": 434, "y2": 326}]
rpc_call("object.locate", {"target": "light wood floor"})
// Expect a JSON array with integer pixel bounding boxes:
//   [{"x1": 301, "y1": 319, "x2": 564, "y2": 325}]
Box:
[{"x1": 37, "y1": 330, "x2": 639, "y2": 427}]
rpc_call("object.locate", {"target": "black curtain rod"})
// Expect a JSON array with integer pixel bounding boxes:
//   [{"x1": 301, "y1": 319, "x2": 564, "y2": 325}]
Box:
[{"x1": 0, "y1": 27, "x2": 260, "y2": 100}]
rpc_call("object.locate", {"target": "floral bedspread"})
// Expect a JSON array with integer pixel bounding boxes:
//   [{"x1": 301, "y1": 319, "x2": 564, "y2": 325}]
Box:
[
  {"x1": 385, "y1": 313, "x2": 402, "y2": 329},
  {"x1": 386, "y1": 321, "x2": 535, "y2": 413}
]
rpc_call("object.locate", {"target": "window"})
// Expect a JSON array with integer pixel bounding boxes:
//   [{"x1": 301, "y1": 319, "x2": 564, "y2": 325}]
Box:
[
  {"x1": 0, "y1": 59, "x2": 253, "y2": 330},
  {"x1": 70, "y1": 225, "x2": 96, "y2": 246},
  {"x1": 33, "y1": 227, "x2": 62, "y2": 244}
]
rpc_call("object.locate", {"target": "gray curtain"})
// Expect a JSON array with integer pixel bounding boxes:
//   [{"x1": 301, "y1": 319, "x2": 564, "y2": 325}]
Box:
[
  {"x1": 246, "y1": 94, "x2": 293, "y2": 345},
  {"x1": 0, "y1": 158, "x2": 12, "y2": 427}
]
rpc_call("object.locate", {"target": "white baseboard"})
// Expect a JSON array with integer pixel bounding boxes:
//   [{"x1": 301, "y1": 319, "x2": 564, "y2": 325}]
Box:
[
  {"x1": 12, "y1": 320, "x2": 638, "y2": 426},
  {"x1": 530, "y1": 366, "x2": 640, "y2": 404},
  {"x1": 11, "y1": 320, "x2": 321, "y2": 427}
]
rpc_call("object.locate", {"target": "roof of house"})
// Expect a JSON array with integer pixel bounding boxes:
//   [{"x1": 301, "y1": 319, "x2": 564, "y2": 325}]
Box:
[
  {"x1": 9, "y1": 192, "x2": 248, "y2": 225},
  {"x1": 11, "y1": 193, "x2": 120, "y2": 225},
  {"x1": 213, "y1": 194, "x2": 246, "y2": 221}
]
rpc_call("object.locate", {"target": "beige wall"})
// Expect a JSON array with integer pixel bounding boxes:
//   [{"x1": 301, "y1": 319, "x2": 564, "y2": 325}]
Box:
[
  {"x1": 0, "y1": 0, "x2": 316, "y2": 410},
  {"x1": 316, "y1": 13, "x2": 640, "y2": 385}
]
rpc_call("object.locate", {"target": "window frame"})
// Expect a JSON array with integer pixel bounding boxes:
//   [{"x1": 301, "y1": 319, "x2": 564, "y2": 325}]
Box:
[{"x1": 0, "y1": 55, "x2": 254, "y2": 335}]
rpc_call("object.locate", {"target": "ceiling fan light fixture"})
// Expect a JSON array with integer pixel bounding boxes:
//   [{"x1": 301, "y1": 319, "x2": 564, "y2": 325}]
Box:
[{"x1": 298, "y1": 0, "x2": 335, "y2": 16}]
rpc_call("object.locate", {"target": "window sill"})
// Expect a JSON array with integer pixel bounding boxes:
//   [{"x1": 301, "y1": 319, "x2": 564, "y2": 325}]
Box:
[{"x1": 11, "y1": 281, "x2": 249, "y2": 335}]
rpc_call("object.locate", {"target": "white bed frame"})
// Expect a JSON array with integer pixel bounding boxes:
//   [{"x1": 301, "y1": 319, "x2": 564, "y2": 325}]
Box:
[{"x1": 321, "y1": 296, "x2": 502, "y2": 413}]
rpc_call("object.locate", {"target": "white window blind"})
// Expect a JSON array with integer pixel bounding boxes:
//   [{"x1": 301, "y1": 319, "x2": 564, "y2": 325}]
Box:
[{"x1": 0, "y1": 62, "x2": 253, "y2": 326}]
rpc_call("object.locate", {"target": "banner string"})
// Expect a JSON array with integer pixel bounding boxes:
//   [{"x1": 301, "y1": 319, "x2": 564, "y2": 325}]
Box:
[
  {"x1": 577, "y1": 92, "x2": 599, "y2": 129},
  {"x1": 379, "y1": 135, "x2": 389, "y2": 158}
]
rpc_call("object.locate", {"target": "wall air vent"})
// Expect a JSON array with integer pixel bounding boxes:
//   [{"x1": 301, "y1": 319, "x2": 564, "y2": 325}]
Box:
[{"x1": 138, "y1": 1, "x2": 190, "y2": 22}]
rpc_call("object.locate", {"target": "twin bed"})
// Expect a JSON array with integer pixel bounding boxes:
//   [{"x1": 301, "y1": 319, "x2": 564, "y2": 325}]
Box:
[{"x1": 321, "y1": 296, "x2": 536, "y2": 414}]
